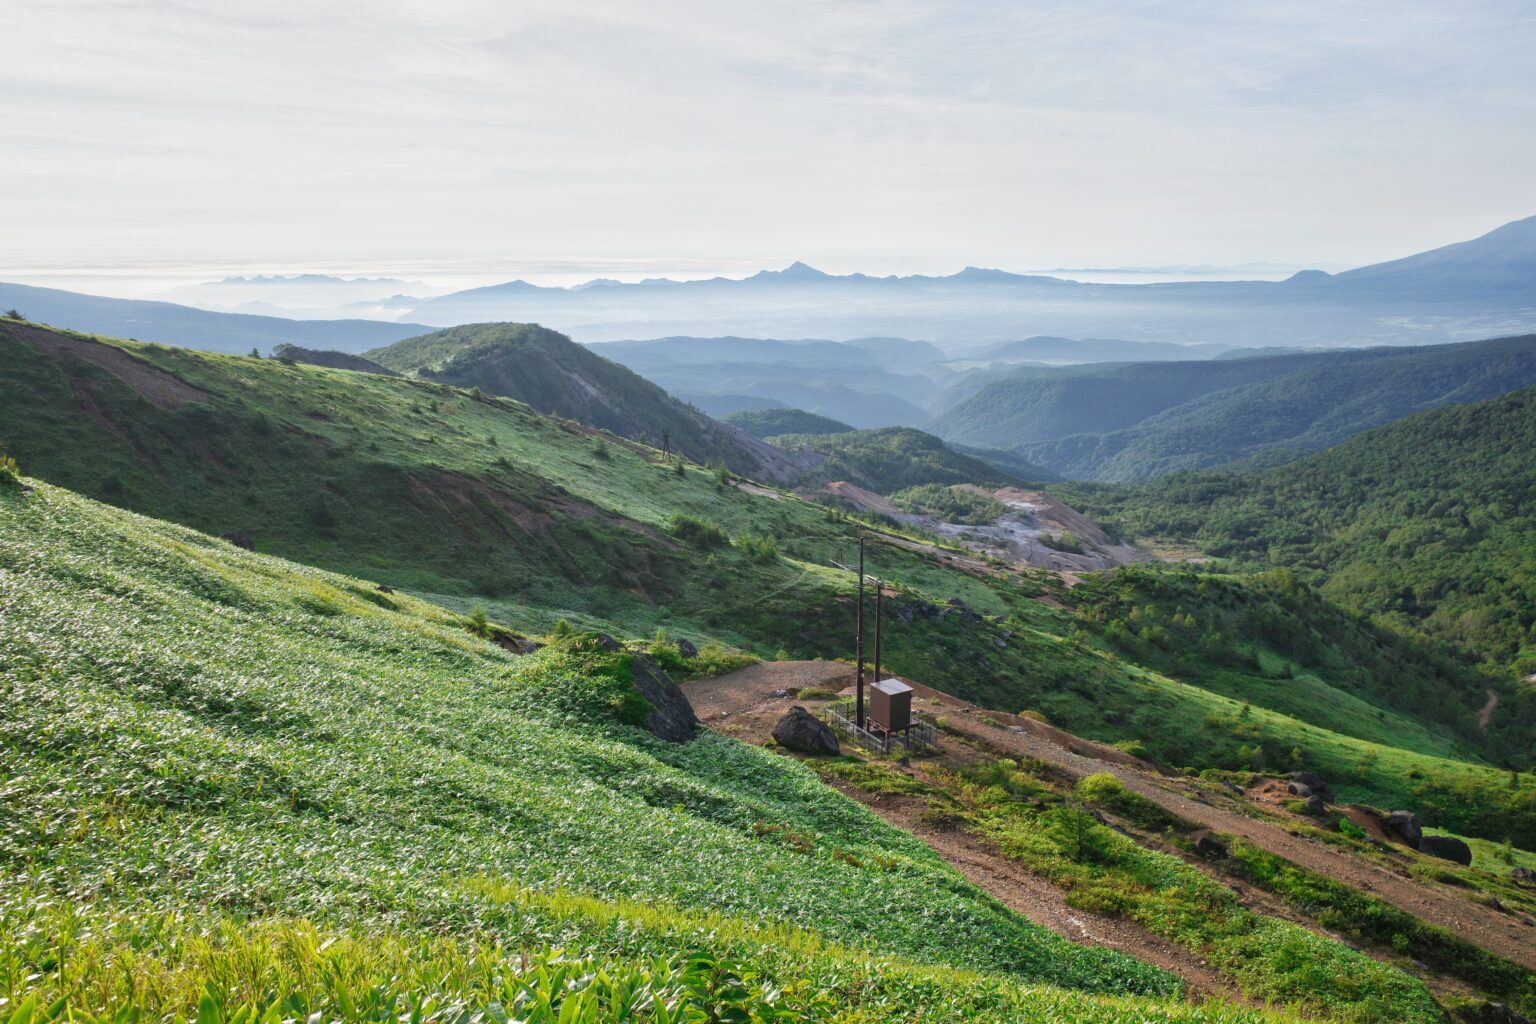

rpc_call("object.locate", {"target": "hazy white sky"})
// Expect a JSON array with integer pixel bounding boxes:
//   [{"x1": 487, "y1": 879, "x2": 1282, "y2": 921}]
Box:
[{"x1": 4, "y1": 0, "x2": 1535, "y2": 287}]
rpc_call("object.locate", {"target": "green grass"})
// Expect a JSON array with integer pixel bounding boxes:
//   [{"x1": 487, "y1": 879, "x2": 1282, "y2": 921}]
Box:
[
  {"x1": 844, "y1": 758, "x2": 1444, "y2": 1024},
  {"x1": 0, "y1": 480, "x2": 1247, "y2": 1023},
  {"x1": 3, "y1": 322, "x2": 1532, "y2": 850},
  {"x1": 1222, "y1": 840, "x2": 1535, "y2": 1017}
]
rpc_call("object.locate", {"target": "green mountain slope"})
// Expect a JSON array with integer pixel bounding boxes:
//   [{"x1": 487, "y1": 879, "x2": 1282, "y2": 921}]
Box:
[
  {"x1": 3, "y1": 479, "x2": 1224, "y2": 1023},
  {"x1": 3, "y1": 319, "x2": 1532, "y2": 847},
  {"x1": 931, "y1": 335, "x2": 1536, "y2": 481},
  {"x1": 723, "y1": 407, "x2": 854, "y2": 438},
  {"x1": 365, "y1": 322, "x2": 817, "y2": 482},
  {"x1": 771, "y1": 427, "x2": 1020, "y2": 491},
  {"x1": 1055, "y1": 386, "x2": 1536, "y2": 692},
  {"x1": 271, "y1": 342, "x2": 399, "y2": 375}
]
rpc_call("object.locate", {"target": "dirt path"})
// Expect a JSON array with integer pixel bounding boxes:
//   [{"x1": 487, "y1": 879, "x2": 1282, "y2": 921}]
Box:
[
  {"x1": 687, "y1": 661, "x2": 1243, "y2": 999},
  {"x1": 688, "y1": 661, "x2": 1536, "y2": 972},
  {"x1": 832, "y1": 784, "x2": 1245, "y2": 1002},
  {"x1": 1478, "y1": 688, "x2": 1499, "y2": 731}
]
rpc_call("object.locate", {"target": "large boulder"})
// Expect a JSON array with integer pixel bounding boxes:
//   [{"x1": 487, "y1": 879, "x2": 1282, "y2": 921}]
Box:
[
  {"x1": 629, "y1": 653, "x2": 696, "y2": 743},
  {"x1": 1419, "y1": 834, "x2": 1473, "y2": 866},
  {"x1": 1383, "y1": 810, "x2": 1423, "y2": 848},
  {"x1": 675, "y1": 637, "x2": 699, "y2": 659},
  {"x1": 1286, "y1": 771, "x2": 1335, "y2": 802},
  {"x1": 1194, "y1": 834, "x2": 1230, "y2": 860},
  {"x1": 220, "y1": 530, "x2": 255, "y2": 551},
  {"x1": 1301, "y1": 794, "x2": 1328, "y2": 817},
  {"x1": 772, "y1": 706, "x2": 840, "y2": 755}
]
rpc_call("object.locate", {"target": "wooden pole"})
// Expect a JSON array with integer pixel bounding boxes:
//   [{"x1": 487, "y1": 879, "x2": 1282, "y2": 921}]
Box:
[
  {"x1": 856, "y1": 534, "x2": 866, "y2": 729},
  {"x1": 873, "y1": 578, "x2": 882, "y2": 688}
]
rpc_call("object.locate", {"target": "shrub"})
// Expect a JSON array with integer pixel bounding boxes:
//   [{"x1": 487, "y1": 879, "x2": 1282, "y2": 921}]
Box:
[
  {"x1": 797, "y1": 687, "x2": 841, "y2": 701},
  {"x1": 734, "y1": 532, "x2": 779, "y2": 564},
  {"x1": 550, "y1": 617, "x2": 576, "y2": 638},
  {"x1": 668, "y1": 512, "x2": 727, "y2": 548},
  {"x1": 0, "y1": 444, "x2": 19, "y2": 488}
]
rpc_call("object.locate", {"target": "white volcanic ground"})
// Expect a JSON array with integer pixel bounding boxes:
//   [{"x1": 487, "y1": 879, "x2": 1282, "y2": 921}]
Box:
[{"x1": 820, "y1": 482, "x2": 1151, "y2": 572}]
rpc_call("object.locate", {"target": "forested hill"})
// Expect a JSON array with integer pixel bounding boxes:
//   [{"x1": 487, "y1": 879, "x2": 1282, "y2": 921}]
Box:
[
  {"x1": 932, "y1": 334, "x2": 1536, "y2": 481},
  {"x1": 723, "y1": 407, "x2": 855, "y2": 438},
  {"x1": 365, "y1": 322, "x2": 816, "y2": 482},
  {"x1": 1058, "y1": 385, "x2": 1536, "y2": 677}
]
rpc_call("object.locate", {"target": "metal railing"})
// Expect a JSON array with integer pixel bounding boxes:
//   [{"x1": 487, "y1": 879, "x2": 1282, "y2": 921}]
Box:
[{"x1": 820, "y1": 703, "x2": 937, "y2": 754}]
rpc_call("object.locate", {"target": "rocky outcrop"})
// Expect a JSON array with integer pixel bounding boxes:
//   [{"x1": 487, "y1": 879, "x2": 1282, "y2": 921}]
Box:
[
  {"x1": 1383, "y1": 810, "x2": 1423, "y2": 848},
  {"x1": 629, "y1": 653, "x2": 696, "y2": 743},
  {"x1": 772, "y1": 706, "x2": 840, "y2": 755},
  {"x1": 675, "y1": 637, "x2": 698, "y2": 659},
  {"x1": 1419, "y1": 834, "x2": 1473, "y2": 866},
  {"x1": 1287, "y1": 771, "x2": 1335, "y2": 802}
]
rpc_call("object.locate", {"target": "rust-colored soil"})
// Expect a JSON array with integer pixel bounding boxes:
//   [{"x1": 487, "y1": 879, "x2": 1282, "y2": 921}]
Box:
[{"x1": 9, "y1": 323, "x2": 209, "y2": 407}]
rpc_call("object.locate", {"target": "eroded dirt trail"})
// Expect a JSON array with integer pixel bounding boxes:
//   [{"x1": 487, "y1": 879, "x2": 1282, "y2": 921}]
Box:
[{"x1": 688, "y1": 661, "x2": 1536, "y2": 973}]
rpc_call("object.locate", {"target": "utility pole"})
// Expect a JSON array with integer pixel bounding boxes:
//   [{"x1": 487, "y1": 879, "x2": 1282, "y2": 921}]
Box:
[
  {"x1": 855, "y1": 534, "x2": 866, "y2": 729},
  {"x1": 873, "y1": 577, "x2": 882, "y2": 688}
]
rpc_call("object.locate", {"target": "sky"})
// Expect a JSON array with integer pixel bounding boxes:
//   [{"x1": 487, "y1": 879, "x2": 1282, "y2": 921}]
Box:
[{"x1": 3, "y1": 0, "x2": 1535, "y2": 294}]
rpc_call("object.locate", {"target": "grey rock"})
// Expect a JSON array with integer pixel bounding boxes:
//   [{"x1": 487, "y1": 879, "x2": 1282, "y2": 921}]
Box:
[
  {"x1": 772, "y1": 705, "x2": 840, "y2": 755},
  {"x1": 1511, "y1": 866, "x2": 1535, "y2": 884},
  {"x1": 593, "y1": 633, "x2": 623, "y2": 652},
  {"x1": 220, "y1": 530, "x2": 255, "y2": 550},
  {"x1": 1384, "y1": 810, "x2": 1423, "y2": 847},
  {"x1": 1419, "y1": 834, "x2": 1472, "y2": 866},
  {"x1": 675, "y1": 637, "x2": 698, "y2": 659},
  {"x1": 1287, "y1": 782, "x2": 1313, "y2": 797},
  {"x1": 1195, "y1": 834, "x2": 1230, "y2": 859},
  {"x1": 1286, "y1": 771, "x2": 1334, "y2": 802},
  {"x1": 1301, "y1": 794, "x2": 1328, "y2": 816},
  {"x1": 376, "y1": 583, "x2": 394, "y2": 594},
  {"x1": 629, "y1": 653, "x2": 696, "y2": 743}
]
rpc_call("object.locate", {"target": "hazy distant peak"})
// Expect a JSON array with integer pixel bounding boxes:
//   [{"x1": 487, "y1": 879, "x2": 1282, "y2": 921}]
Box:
[{"x1": 753, "y1": 261, "x2": 830, "y2": 281}]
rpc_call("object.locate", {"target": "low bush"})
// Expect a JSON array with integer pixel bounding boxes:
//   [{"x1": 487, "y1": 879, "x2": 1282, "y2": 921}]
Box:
[{"x1": 668, "y1": 512, "x2": 728, "y2": 547}]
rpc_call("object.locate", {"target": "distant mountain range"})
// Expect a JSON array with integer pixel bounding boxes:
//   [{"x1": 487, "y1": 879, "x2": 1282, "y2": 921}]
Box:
[
  {"x1": 384, "y1": 216, "x2": 1536, "y2": 347},
  {"x1": 8, "y1": 214, "x2": 1535, "y2": 353},
  {"x1": 932, "y1": 334, "x2": 1536, "y2": 481},
  {"x1": 0, "y1": 281, "x2": 430, "y2": 353}
]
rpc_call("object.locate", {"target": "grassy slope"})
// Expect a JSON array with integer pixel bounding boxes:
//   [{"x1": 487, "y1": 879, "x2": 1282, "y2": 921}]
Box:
[
  {"x1": 2, "y1": 321, "x2": 1532, "y2": 846},
  {"x1": 932, "y1": 335, "x2": 1536, "y2": 481},
  {"x1": 2, "y1": 479, "x2": 1292, "y2": 1024},
  {"x1": 770, "y1": 426, "x2": 1019, "y2": 490},
  {"x1": 363, "y1": 322, "x2": 784, "y2": 476}
]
